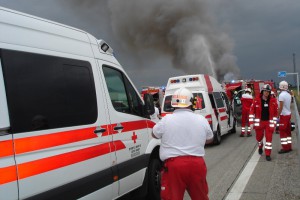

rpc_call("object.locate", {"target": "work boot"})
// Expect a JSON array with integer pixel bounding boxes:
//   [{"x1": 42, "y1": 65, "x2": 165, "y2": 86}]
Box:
[
  {"x1": 258, "y1": 148, "x2": 263, "y2": 155},
  {"x1": 266, "y1": 156, "x2": 271, "y2": 161},
  {"x1": 278, "y1": 149, "x2": 290, "y2": 154},
  {"x1": 239, "y1": 134, "x2": 245, "y2": 137},
  {"x1": 246, "y1": 133, "x2": 252, "y2": 137}
]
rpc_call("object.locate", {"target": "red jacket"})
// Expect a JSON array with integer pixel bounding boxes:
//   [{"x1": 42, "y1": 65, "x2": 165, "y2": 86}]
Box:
[
  {"x1": 241, "y1": 94, "x2": 253, "y2": 112},
  {"x1": 249, "y1": 96, "x2": 278, "y2": 130}
]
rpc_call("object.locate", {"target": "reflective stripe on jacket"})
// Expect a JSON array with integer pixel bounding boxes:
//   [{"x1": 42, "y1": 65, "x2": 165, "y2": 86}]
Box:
[{"x1": 249, "y1": 96, "x2": 278, "y2": 129}]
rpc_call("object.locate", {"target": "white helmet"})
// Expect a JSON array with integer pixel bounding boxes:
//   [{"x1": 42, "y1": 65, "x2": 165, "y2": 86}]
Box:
[
  {"x1": 261, "y1": 84, "x2": 272, "y2": 92},
  {"x1": 171, "y1": 87, "x2": 193, "y2": 108},
  {"x1": 245, "y1": 88, "x2": 252, "y2": 93},
  {"x1": 279, "y1": 81, "x2": 288, "y2": 90}
]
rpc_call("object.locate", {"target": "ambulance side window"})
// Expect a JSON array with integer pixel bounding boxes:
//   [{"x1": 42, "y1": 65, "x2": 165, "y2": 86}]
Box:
[
  {"x1": 221, "y1": 92, "x2": 230, "y2": 109},
  {"x1": 163, "y1": 95, "x2": 174, "y2": 112},
  {"x1": 209, "y1": 94, "x2": 216, "y2": 109},
  {"x1": 1, "y1": 49, "x2": 97, "y2": 133},
  {"x1": 102, "y1": 66, "x2": 144, "y2": 117},
  {"x1": 213, "y1": 92, "x2": 225, "y2": 108},
  {"x1": 124, "y1": 75, "x2": 144, "y2": 116},
  {"x1": 193, "y1": 93, "x2": 205, "y2": 110},
  {"x1": 209, "y1": 93, "x2": 218, "y2": 117}
]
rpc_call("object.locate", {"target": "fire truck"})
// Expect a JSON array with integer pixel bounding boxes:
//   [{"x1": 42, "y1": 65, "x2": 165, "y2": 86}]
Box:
[{"x1": 141, "y1": 86, "x2": 164, "y2": 108}]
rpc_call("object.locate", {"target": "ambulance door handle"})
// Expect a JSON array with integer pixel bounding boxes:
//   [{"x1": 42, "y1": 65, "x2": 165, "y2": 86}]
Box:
[
  {"x1": 114, "y1": 124, "x2": 124, "y2": 131},
  {"x1": 94, "y1": 128, "x2": 106, "y2": 134}
]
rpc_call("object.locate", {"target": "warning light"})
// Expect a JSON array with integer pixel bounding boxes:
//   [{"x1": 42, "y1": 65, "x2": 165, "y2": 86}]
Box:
[
  {"x1": 171, "y1": 79, "x2": 180, "y2": 83},
  {"x1": 189, "y1": 77, "x2": 199, "y2": 81}
]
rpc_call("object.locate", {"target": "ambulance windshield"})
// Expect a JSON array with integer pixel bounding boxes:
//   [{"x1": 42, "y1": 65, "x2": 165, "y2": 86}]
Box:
[{"x1": 163, "y1": 93, "x2": 205, "y2": 112}]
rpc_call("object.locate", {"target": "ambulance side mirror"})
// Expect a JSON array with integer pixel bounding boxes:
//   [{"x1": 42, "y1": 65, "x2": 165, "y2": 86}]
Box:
[{"x1": 144, "y1": 93, "x2": 155, "y2": 115}]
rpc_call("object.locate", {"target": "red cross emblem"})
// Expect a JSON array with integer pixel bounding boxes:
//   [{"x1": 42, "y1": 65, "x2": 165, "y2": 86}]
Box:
[{"x1": 131, "y1": 132, "x2": 137, "y2": 143}]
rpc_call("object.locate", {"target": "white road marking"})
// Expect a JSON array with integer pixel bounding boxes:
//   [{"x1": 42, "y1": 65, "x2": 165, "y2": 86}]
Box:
[{"x1": 225, "y1": 145, "x2": 262, "y2": 200}]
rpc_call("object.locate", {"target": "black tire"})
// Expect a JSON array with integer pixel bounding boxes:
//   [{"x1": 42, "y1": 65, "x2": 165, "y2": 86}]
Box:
[
  {"x1": 213, "y1": 129, "x2": 221, "y2": 145},
  {"x1": 147, "y1": 158, "x2": 162, "y2": 200},
  {"x1": 231, "y1": 119, "x2": 237, "y2": 133}
]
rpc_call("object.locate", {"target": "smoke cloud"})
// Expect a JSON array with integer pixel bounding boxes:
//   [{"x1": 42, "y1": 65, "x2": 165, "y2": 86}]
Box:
[
  {"x1": 108, "y1": 0, "x2": 240, "y2": 80},
  {"x1": 62, "y1": 0, "x2": 240, "y2": 81}
]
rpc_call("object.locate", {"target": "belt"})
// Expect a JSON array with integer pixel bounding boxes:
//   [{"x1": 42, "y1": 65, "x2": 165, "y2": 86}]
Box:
[{"x1": 164, "y1": 155, "x2": 203, "y2": 163}]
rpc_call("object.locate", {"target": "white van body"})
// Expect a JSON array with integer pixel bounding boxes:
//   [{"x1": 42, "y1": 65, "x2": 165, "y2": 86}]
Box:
[
  {"x1": 0, "y1": 7, "x2": 161, "y2": 200},
  {"x1": 161, "y1": 74, "x2": 236, "y2": 144}
]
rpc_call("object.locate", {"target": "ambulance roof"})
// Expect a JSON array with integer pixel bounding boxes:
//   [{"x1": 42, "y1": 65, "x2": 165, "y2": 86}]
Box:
[
  {"x1": 165, "y1": 74, "x2": 223, "y2": 94},
  {"x1": 0, "y1": 6, "x2": 121, "y2": 67}
]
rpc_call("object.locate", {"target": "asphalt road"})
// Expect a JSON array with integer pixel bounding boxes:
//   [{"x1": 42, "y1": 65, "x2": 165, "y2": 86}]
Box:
[
  {"x1": 201, "y1": 127, "x2": 256, "y2": 200},
  {"x1": 119, "y1": 126, "x2": 257, "y2": 200}
]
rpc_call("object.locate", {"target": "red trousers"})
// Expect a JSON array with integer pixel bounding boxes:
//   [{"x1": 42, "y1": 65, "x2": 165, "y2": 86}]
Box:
[
  {"x1": 279, "y1": 114, "x2": 292, "y2": 151},
  {"x1": 241, "y1": 110, "x2": 251, "y2": 134},
  {"x1": 161, "y1": 156, "x2": 208, "y2": 200},
  {"x1": 255, "y1": 121, "x2": 273, "y2": 156}
]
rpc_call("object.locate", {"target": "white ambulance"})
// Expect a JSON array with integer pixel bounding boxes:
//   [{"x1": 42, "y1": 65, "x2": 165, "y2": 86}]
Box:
[
  {"x1": 0, "y1": 7, "x2": 162, "y2": 200},
  {"x1": 161, "y1": 74, "x2": 236, "y2": 144}
]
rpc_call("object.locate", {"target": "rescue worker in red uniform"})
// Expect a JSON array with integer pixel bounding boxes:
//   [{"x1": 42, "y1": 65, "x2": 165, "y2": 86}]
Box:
[
  {"x1": 249, "y1": 84, "x2": 278, "y2": 161},
  {"x1": 152, "y1": 87, "x2": 213, "y2": 200},
  {"x1": 277, "y1": 81, "x2": 292, "y2": 153},
  {"x1": 240, "y1": 88, "x2": 253, "y2": 137}
]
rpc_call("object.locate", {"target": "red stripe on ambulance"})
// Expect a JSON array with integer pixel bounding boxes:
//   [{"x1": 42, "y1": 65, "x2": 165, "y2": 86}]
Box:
[
  {"x1": 14, "y1": 127, "x2": 98, "y2": 155},
  {"x1": 102, "y1": 120, "x2": 150, "y2": 136},
  {"x1": 0, "y1": 119, "x2": 151, "y2": 185},
  {"x1": 0, "y1": 140, "x2": 126, "y2": 184},
  {"x1": 204, "y1": 75, "x2": 213, "y2": 92},
  {"x1": 218, "y1": 108, "x2": 226, "y2": 113},
  {"x1": 0, "y1": 139, "x2": 14, "y2": 157},
  {"x1": 0, "y1": 165, "x2": 18, "y2": 185},
  {"x1": 220, "y1": 116, "x2": 228, "y2": 121}
]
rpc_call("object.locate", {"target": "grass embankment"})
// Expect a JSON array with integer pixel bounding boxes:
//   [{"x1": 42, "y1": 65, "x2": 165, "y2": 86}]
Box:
[{"x1": 291, "y1": 87, "x2": 300, "y2": 111}]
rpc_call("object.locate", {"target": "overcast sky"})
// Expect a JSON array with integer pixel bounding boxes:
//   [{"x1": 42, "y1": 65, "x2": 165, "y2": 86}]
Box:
[{"x1": 0, "y1": 0, "x2": 299, "y2": 90}]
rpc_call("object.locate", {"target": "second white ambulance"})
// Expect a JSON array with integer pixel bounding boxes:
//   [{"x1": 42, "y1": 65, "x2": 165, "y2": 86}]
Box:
[{"x1": 161, "y1": 74, "x2": 236, "y2": 144}]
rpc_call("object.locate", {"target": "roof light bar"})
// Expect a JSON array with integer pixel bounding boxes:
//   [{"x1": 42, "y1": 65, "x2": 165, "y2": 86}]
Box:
[
  {"x1": 170, "y1": 79, "x2": 180, "y2": 83},
  {"x1": 189, "y1": 77, "x2": 199, "y2": 81}
]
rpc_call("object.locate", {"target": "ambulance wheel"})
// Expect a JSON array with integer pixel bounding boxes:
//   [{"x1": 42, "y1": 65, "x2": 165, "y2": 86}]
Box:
[
  {"x1": 213, "y1": 129, "x2": 221, "y2": 145},
  {"x1": 147, "y1": 158, "x2": 162, "y2": 200}
]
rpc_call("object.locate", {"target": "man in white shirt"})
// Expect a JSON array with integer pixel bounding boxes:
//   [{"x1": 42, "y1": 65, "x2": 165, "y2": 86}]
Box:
[
  {"x1": 150, "y1": 104, "x2": 161, "y2": 123},
  {"x1": 152, "y1": 87, "x2": 213, "y2": 200},
  {"x1": 277, "y1": 81, "x2": 292, "y2": 153},
  {"x1": 240, "y1": 88, "x2": 253, "y2": 137}
]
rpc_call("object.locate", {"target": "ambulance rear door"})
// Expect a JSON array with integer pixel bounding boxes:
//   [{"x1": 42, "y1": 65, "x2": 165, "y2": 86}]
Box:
[
  {"x1": 221, "y1": 92, "x2": 234, "y2": 129},
  {"x1": 0, "y1": 57, "x2": 18, "y2": 200},
  {"x1": 211, "y1": 92, "x2": 229, "y2": 134},
  {"x1": 232, "y1": 89, "x2": 245, "y2": 126}
]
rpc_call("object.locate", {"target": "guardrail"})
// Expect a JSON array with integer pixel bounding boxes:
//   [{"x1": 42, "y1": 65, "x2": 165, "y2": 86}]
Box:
[{"x1": 293, "y1": 100, "x2": 300, "y2": 161}]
